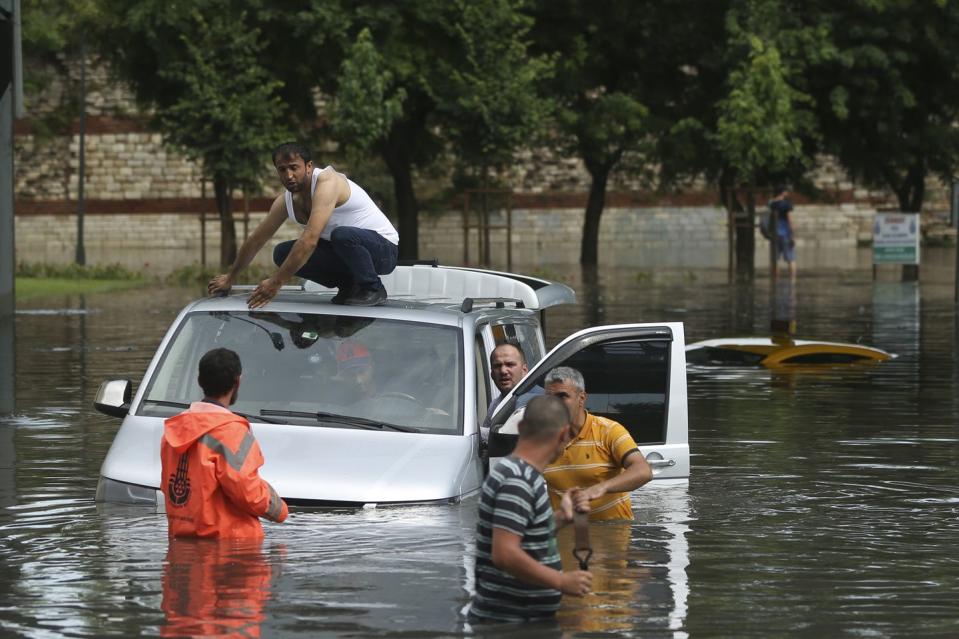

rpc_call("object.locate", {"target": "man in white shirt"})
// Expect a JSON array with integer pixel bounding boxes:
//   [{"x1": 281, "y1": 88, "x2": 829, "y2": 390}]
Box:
[{"x1": 208, "y1": 142, "x2": 399, "y2": 307}]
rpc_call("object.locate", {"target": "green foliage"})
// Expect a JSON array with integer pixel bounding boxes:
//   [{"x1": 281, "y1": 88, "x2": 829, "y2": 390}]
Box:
[
  {"x1": 164, "y1": 262, "x2": 276, "y2": 287},
  {"x1": 716, "y1": 35, "x2": 810, "y2": 179},
  {"x1": 19, "y1": 0, "x2": 100, "y2": 95},
  {"x1": 435, "y1": 0, "x2": 555, "y2": 174},
  {"x1": 15, "y1": 262, "x2": 141, "y2": 280},
  {"x1": 801, "y1": 0, "x2": 959, "y2": 211},
  {"x1": 560, "y1": 91, "x2": 650, "y2": 174},
  {"x1": 15, "y1": 278, "x2": 148, "y2": 301},
  {"x1": 532, "y1": 2, "x2": 653, "y2": 176},
  {"x1": 152, "y1": 8, "x2": 290, "y2": 191},
  {"x1": 330, "y1": 28, "x2": 407, "y2": 156}
]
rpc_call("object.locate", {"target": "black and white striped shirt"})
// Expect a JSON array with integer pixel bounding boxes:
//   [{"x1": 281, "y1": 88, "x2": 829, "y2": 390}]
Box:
[{"x1": 469, "y1": 456, "x2": 562, "y2": 623}]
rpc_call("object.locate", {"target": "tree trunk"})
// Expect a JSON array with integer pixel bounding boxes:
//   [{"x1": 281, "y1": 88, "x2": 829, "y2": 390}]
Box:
[
  {"x1": 735, "y1": 181, "x2": 756, "y2": 278},
  {"x1": 719, "y1": 169, "x2": 737, "y2": 278},
  {"x1": 381, "y1": 138, "x2": 419, "y2": 261},
  {"x1": 580, "y1": 162, "x2": 613, "y2": 266},
  {"x1": 214, "y1": 176, "x2": 237, "y2": 268},
  {"x1": 883, "y1": 160, "x2": 926, "y2": 213}
]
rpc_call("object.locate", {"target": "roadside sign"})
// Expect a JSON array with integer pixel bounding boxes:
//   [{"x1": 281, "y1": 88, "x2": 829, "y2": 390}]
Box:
[{"x1": 873, "y1": 212, "x2": 920, "y2": 265}]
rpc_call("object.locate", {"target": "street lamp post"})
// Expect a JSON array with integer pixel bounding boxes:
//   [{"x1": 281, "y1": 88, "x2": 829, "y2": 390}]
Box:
[{"x1": 75, "y1": 36, "x2": 86, "y2": 266}]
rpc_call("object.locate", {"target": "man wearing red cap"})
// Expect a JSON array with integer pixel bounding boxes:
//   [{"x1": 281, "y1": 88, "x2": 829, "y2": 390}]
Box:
[{"x1": 336, "y1": 340, "x2": 376, "y2": 401}]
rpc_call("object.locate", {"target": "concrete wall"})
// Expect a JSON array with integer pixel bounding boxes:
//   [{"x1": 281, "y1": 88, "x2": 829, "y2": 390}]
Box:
[
  {"x1": 12, "y1": 57, "x2": 952, "y2": 275},
  {"x1": 13, "y1": 203, "x2": 895, "y2": 276}
]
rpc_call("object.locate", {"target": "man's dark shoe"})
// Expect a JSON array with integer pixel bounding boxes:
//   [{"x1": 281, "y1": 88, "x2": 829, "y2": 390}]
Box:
[
  {"x1": 344, "y1": 287, "x2": 387, "y2": 306},
  {"x1": 330, "y1": 287, "x2": 354, "y2": 305}
]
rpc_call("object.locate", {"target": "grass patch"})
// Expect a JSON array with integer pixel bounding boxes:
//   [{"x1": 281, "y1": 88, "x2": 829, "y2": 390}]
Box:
[
  {"x1": 14, "y1": 262, "x2": 148, "y2": 301},
  {"x1": 16, "y1": 262, "x2": 142, "y2": 280},
  {"x1": 15, "y1": 277, "x2": 148, "y2": 300}
]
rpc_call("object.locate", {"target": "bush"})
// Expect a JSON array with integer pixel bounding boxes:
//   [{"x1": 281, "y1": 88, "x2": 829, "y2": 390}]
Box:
[
  {"x1": 15, "y1": 262, "x2": 142, "y2": 280},
  {"x1": 164, "y1": 262, "x2": 278, "y2": 286}
]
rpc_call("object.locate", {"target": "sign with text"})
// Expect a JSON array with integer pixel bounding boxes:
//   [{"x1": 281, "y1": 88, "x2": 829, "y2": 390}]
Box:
[{"x1": 873, "y1": 212, "x2": 920, "y2": 264}]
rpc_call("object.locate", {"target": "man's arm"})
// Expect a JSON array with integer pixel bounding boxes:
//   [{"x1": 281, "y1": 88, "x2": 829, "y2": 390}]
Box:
[
  {"x1": 247, "y1": 170, "x2": 341, "y2": 309},
  {"x1": 491, "y1": 527, "x2": 591, "y2": 596},
  {"x1": 581, "y1": 448, "x2": 653, "y2": 501},
  {"x1": 786, "y1": 205, "x2": 796, "y2": 245},
  {"x1": 213, "y1": 426, "x2": 289, "y2": 523},
  {"x1": 208, "y1": 195, "x2": 287, "y2": 296},
  {"x1": 553, "y1": 487, "x2": 590, "y2": 529}
]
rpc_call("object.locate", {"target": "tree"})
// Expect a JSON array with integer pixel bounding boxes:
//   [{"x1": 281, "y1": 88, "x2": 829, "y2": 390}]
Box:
[
  {"x1": 803, "y1": 0, "x2": 959, "y2": 213},
  {"x1": 18, "y1": 1, "x2": 100, "y2": 200},
  {"x1": 530, "y1": 0, "x2": 658, "y2": 265},
  {"x1": 96, "y1": 0, "x2": 290, "y2": 267},
  {"x1": 715, "y1": 2, "x2": 813, "y2": 272},
  {"x1": 325, "y1": 0, "x2": 550, "y2": 260},
  {"x1": 434, "y1": 0, "x2": 553, "y2": 180},
  {"x1": 155, "y1": 10, "x2": 289, "y2": 267}
]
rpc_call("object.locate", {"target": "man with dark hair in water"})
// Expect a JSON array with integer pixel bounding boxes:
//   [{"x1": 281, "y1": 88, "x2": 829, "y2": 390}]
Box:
[
  {"x1": 469, "y1": 395, "x2": 592, "y2": 624},
  {"x1": 160, "y1": 348, "x2": 288, "y2": 538}
]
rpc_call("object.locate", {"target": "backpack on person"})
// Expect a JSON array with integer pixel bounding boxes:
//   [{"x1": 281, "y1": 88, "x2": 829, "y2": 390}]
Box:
[{"x1": 759, "y1": 203, "x2": 774, "y2": 240}]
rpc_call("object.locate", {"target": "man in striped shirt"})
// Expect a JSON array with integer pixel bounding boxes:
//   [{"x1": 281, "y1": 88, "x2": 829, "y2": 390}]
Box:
[
  {"x1": 469, "y1": 395, "x2": 592, "y2": 624},
  {"x1": 543, "y1": 366, "x2": 653, "y2": 521}
]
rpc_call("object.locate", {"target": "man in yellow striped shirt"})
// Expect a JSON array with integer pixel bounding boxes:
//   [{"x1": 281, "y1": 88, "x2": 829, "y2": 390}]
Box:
[{"x1": 542, "y1": 367, "x2": 652, "y2": 521}]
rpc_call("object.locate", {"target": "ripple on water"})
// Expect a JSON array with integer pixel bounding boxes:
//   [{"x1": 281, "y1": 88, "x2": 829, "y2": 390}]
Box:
[{"x1": 2, "y1": 269, "x2": 959, "y2": 637}]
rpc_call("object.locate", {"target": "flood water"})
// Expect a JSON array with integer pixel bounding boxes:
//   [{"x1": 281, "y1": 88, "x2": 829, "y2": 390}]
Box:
[{"x1": 1, "y1": 248, "x2": 958, "y2": 638}]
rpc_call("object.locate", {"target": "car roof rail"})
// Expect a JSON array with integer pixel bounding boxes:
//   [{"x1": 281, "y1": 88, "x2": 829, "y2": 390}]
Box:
[
  {"x1": 396, "y1": 258, "x2": 439, "y2": 267},
  {"x1": 230, "y1": 284, "x2": 308, "y2": 292},
  {"x1": 460, "y1": 297, "x2": 526, "y2": 313},
  {"x1": 303, "y1": 264, "x2": 575, "y2": 310}
]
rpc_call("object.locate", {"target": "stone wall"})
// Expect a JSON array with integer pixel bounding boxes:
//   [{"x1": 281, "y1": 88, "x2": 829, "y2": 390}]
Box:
[
  {"x1": 13, "y1": 203, "x2": 906, "y2": 276},
  {"x1": 11, "y1": 57, "x2": 954, "y2": 275}
]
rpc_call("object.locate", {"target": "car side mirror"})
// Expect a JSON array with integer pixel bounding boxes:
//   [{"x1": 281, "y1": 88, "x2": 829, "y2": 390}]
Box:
[
  {"x1": 487, "y1": 406, "x2": 525, "y2": 458},
  {"x1": 94, "y1": 379, "x2": 132, "y2": 418}
]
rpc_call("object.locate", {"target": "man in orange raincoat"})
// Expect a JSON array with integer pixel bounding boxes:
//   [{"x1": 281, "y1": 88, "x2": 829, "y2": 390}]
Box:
[{"x1": 161, "y1": 348, "x2": 288, "y2": 538}]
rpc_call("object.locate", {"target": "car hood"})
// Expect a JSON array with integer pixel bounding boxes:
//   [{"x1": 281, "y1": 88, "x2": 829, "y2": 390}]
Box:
[
  {"x1": 255, "y1": 423, "x2": 479, "y2": 503},
  {"x1": 100, "y1": 415, "x2": 480, "y2": 505}
]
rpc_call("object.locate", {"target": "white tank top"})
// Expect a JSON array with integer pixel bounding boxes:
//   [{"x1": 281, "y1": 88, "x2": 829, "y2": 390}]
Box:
[{"x1": 285, "y1": 167, "x2": 399, "y2": 245}]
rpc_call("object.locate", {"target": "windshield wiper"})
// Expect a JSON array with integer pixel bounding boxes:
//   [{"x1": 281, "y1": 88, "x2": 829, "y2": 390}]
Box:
[
  {"x1": 261, "y1": 409, "x2": 415, "y2": 432},
  {"x1": 143, "y1": 399, "x2": 283, "y2": 424},
  {"x1": 143, "y1": 399, "x2": 190, "y2": 409}
]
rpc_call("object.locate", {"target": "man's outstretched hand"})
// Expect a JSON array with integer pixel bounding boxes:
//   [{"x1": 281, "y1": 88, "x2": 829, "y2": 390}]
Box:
[
  {"x1": 208, "y1": 274, "x2": 232, "y2": 297},
  {"x1": 248, "y1": 277, "x2": 282, "y2": 309}
]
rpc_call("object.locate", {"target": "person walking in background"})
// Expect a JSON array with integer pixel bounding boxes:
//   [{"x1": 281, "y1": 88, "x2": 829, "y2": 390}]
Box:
[
  {"x1": 769, "y1": 185, "x2": 797, "y2": 280},
  {"x1": 468, "y1": 395, "x2": 592, "y2": 624},
  {"x1": 161, "y1": 348, "x2": 288, "y2": 538}
]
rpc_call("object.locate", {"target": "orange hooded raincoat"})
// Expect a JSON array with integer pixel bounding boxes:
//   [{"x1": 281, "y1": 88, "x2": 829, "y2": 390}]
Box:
[{"x1": 161, "y1": 402, "x2": 288, "y2": 538}]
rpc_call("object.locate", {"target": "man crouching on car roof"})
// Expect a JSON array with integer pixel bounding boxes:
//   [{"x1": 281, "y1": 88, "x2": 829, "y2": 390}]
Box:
[{"x1": 161, "y1": 348, "x2": 288, "y2": 538}]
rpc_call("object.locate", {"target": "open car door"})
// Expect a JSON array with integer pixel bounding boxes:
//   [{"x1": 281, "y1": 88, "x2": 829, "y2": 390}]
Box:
[{"x1": 486, "y1": 323, "x2": 690, "y2": 480}]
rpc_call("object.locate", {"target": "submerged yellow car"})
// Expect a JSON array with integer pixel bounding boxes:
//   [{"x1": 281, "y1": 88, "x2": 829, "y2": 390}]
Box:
[{"x1": 685, "y1": 337, "x2": 894, "y2": 368}]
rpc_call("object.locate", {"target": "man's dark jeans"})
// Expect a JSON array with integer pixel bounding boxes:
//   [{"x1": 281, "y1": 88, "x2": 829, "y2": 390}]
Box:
[{"x1": 273, "y1": 226, "x2": 398, "y2": 293}]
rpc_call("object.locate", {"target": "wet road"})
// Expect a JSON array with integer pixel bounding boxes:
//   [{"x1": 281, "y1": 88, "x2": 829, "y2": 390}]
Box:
[{"x1": 1, "y1": 250, "x2": 958, "y2": 637}]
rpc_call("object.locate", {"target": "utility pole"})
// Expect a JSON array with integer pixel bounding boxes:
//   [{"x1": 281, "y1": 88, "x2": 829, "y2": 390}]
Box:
[
  {"x1": 1, "y1": 0, "x2": 23, "y2": 415},
  {"x1": 953, "y1": 180, "x2": 959, "y2": 305},
  {"x1": 75, "y1": 35, "x2": 86, "y2": 265}
]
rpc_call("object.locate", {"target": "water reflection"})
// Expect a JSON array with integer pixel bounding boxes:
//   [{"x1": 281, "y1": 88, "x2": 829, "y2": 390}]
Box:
[
  {"x1": 1, "y1": 252, "x2": 957, "y2": 636},
  {"x1": 1, "y1": 308, "x2": 13, "y2": 414},
  {"x1": 557, "y1": 483, "x2": 691, "y2": 637},
  {"x1": 162, "y1": 539, "x2": 278, "y2": 638}
]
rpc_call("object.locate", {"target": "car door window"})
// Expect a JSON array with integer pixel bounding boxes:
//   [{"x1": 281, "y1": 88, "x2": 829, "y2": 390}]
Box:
[
  {"x1": 475, "y1": 335, "x2": 490, "y2": 426},
  {"x1": 490, "y1": 321, "x2": 544, "y2": 366},
  {"x1": 533, "y1": 339, "x2": 671, "y2": 445}
]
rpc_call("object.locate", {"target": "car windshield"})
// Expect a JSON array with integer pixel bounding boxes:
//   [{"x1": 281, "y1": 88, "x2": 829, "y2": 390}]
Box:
[{"x1": 138, "y1": 311, "x2": 463, "y2": 435}]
